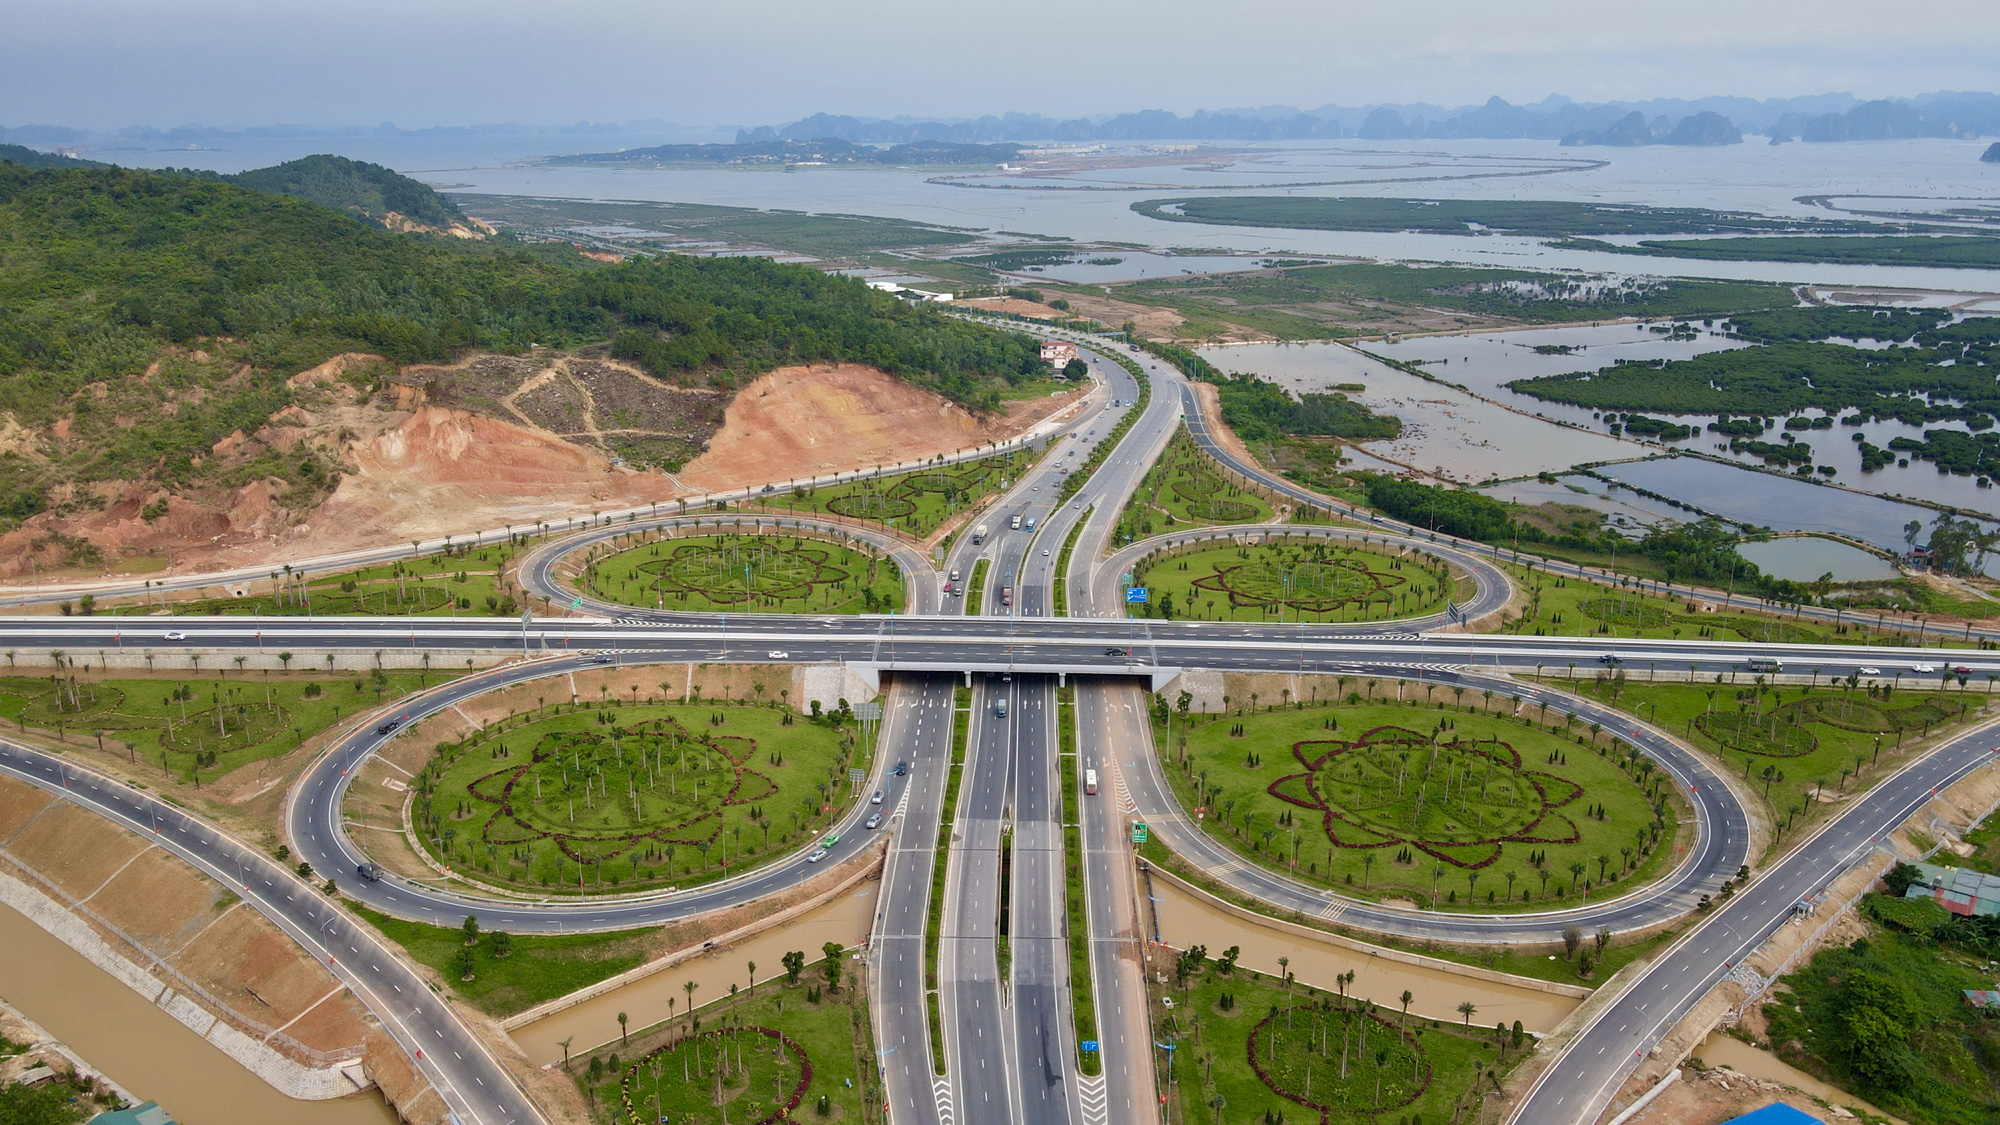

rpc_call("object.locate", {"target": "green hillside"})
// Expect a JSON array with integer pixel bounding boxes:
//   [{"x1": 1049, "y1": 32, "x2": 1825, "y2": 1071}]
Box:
[
  {"x1": 0, "y1": 142, "x2": 104, "y2": 170},
  {"x1": 0, "y1": 162, "x2": 1045, "y2": 531},
  {"x1": 226, "y1": 154, "x2": 470, "y2": 231}
]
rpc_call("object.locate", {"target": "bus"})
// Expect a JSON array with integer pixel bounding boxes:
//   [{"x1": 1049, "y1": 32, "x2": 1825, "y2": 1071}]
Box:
[
  {"x1": 1010, "y1": 514, "x2": 1023, "y2": 530},
  {"x1": 1746, "y1": 656, "x2": 1784, "y2": 673},
  {"x1": 1085, "y1": 769, "x2": 1098, "y2": 796}
]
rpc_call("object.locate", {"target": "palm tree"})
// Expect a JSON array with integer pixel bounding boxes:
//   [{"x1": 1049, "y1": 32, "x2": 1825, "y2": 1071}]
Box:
[
  {"x1": 1458, "y1": 1000, "x2": 1477, "y2": 1027},
  {"x1": 1399, "y1": 990, "x2": 1413, "y2": 1030},
  {"x1": 1208, "y1": 1094, "x2": 1225, "y2": 1125},
  {"x1": 558, "y1": 1036, "x2": 574, "y2": 1069},
  {"x1": 747, "y1": 960, "x2": 756, "y2": 991},
  {"x1": 618, "y1": 1011, "x2": 629, "y2": 1046}
]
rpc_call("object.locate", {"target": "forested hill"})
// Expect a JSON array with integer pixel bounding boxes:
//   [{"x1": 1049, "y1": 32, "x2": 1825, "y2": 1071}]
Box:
[
  {"x1": 0, "y1": 143, "x2": 105, "y2": 170},
  {"x1": 0, "y1": 162, "x2": 1045, "y2": 532},
  {"x1": 224, "y1": 154, "x2": 474, "y2": 234}
]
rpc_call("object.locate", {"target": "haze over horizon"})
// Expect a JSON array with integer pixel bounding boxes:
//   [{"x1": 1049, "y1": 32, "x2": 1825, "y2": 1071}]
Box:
[{"x1": 8, "y1": 0, "x2": 1998, "y2": 131}]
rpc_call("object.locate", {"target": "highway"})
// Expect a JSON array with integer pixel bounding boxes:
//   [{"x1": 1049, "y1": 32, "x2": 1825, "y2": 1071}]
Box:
[
  {"x1": 4, "y1": 324, "x2": 1996, "y2": 1125},
  {"x1": 0, "y1": 737, "x2": 544, "y2": 1125}
]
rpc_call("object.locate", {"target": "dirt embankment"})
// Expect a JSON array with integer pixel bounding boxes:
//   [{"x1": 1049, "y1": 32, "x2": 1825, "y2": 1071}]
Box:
[{"x1": 4, "y1": 354, "x2": 1075, "y2": 583}]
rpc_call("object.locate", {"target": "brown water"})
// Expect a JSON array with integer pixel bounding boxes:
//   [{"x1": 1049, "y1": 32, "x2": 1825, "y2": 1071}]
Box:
[
  {"x1": 1692, "y1": 1032, "x2": 1906, "y2": 1124},
  {"x1": 0, "y1": 905, "x2": 398, "y2": 1125},
  {"x1": 1149, "y1": 876, "x2": 1579, "y2": 1034},
  {"x1": 510, "y1": 881, "x2": 878, "y2": 1064}
]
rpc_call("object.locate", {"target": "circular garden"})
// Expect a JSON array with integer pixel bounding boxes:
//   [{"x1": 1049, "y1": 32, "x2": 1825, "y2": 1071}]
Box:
[
  {"x1": 583, "y1": 533, "x2": 906, "y2": 615},
  {"x1": 410, "y1": 699, "x2": 856, "y2": 893},
  {"x1": 1166, "y1": 687, "x2": 1678, "y2": 912},
  {"x1": 1250, "y1": 1004, "x2": 1429, "y2": 1118},
  {"x1": 1131, "y1": 539, "x2": 1452, "y2": 623}
]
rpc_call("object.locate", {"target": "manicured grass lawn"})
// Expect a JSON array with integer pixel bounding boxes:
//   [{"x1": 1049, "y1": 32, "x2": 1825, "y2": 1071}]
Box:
[
  {"x1": 1131, "y1": 538, "x2": 1450, "y2": 624},
  {"x1": 1492, "y1": 561, "x2": 1976, "y2": 649},
  {"x1": 1156, "y1": 958, "x2": 1523, "y2": 1125},
  {"x1": 746, "y1": 447, "x2": 1035, "y2": 539},
  {"x1": 0, "y1": 670, "x2": 440, "y2": 785},
  {"x1": 1116, "y1": 430, "x2": 1274, "y2": 544},
  {"x1": 1157, "y1": 692, "x2": 1678, "y2": 913},
  {"x1": 412, "y1": 700, "x2": 863, "y2": 895},
  {"x1": 105, "y1": 542, "x2": 529, "y2": 618},
  {"x1": 582, "y1": 532, "x2": 906, "y2": 614},
  {"x1": 1565, "y1": 673, "x2": 1990, "y2": 841},
  {"x1": 353, "y1": 904, "x2": 653, "y2": 1018},
  {"x1": 574, "y1": 967, "x2": 878, "y2": 1125}
]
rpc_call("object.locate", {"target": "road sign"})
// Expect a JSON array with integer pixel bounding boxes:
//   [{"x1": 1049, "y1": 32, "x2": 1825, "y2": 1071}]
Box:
[
  {"x1": 1131, "y1": 822, "x2": 1148, "y2": 844},
  {"x1": 570, "y1": 596, "x2": 584, "y2": 610},
  {"x1": 854, "y1": 703, "x2": 883, "y2": 722},
  {"x1": 1081, "y1": 1040, "x2": 1099, "y2": 1052},
  {"x1": 1125, "y1": 587, "x2": 1149, "y2": 604},
  {"x1": 849, "y1": 768, "x2": 865, "y2": 785}
]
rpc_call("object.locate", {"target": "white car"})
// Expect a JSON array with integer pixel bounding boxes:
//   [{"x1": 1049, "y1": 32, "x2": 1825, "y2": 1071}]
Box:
[
  {"x1": 1913, "y1": 663, "x2": 1937, "y2": 674},
  {"x1": 768, "y1": 650, "x2": 789, "y2": 659},
  {"x1": 1042, "y1": 548, "x2": 1051, "y2": 556},
  {"x1": 806, "y1": 848, "x2": 829, "y2": 864},
  {"x1": 1857, "y1": 666, "x2": 1881, "y2": 676},
  {"x1": 163, "y1": 631, "x2": 187, "y2": 641}
]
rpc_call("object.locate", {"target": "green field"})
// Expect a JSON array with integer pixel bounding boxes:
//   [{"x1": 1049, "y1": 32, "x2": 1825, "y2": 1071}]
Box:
[
  {"x1": 1156, "y1": 954, "x2": 1522, "y2": 1125},
  {"x1": 575, "y1": 959, "x2": 877, "y2": 1125},
  {"x1": 746, "y1": 447, "x2": 1036, "y2": 538},
  {"x1": 1116, "y1": 262, "x2": 1793, "y2": 341},
  {"x1": 1493, "y1": 562, "x2": 1965, "y2": 647},
  {"x1": 354, "y1": 904, "x2": 653, "y2": 1017},
  {"x1": 1568, "y1": 675, "x2": 1985, "y2": 837},
  {"x1": 0, "y1": 670, "x2": 439, "y2": 785},
  {"x1": 1158, "y1": 693, "x2": 1676, "y2": 913},
  {"x1": 1131, "y1": 538, "x2": 1450, "y2": 624},
  {"x1": 455, "y1": 194, "x2": 978, "y2": 260},
  {"x1": 103, "y1": 542, "x2": 528, "y2": 618},
  {"x1": 582, "y1": 533, "x2": 906, "y2": 614},
  {"x1": 1116, "y1": 431, "x2": 1275, "y2": 545},
  {"x1": 411, "y1": 700, "x2": 864, "y2": 895}
]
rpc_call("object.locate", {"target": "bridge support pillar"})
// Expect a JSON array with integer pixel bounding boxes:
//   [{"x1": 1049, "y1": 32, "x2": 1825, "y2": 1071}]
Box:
[
  {"x1": 1058, "y1": 672, "x2": 1066, "y2": 687},
  {"x1": 965, "y1": 670, "x2": 972, "y2": 687}
]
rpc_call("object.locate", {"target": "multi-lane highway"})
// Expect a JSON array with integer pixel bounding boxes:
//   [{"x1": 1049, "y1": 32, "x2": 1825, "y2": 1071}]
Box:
[{"x1": 1, "y1": 329, "x2": 1993, "y2": 1125}]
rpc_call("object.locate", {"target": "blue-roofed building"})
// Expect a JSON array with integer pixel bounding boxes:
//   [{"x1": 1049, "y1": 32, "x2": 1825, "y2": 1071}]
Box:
[
  {"x1": 89, "y1": 1102, "x2": 175, "y2": 1125},
  {"x1": 1722, "y1": 1103, "x2": 1824, "y2": 1125},
  {"x1": 1902, "y1": 861, "x2": 2000, "y2": 917}
]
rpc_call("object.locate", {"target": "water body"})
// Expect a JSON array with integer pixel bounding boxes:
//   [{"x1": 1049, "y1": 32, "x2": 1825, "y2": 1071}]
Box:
[
  {"x1": 1737, "y1": 537, "x2": 1899, "y2": 582},
  {"x1": 1010, "y1": 252, "x2": 1310, "y2": 284},
  {"x1": 0, "y1": 905, "x2": 397, "y2": 1125},
  {"x1": 1594, "y1": 457, "x2": 1995, "y2": 555},
  {"x1": 87, "y1": 135, "x2": 2000, "y2": 292},
  {"x1": 1197, "y1": 341, "x2": 1635, "y2": 482}
]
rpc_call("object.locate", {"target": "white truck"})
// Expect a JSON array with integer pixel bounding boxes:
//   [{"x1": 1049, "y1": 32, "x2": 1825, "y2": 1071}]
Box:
[{"x1": 971, "y1": 524, "x2": 988, "y2": 544}]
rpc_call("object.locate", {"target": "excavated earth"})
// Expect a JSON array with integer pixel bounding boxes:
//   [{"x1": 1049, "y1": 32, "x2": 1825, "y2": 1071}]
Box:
[{"x1": 0, "y1": 352, "x2": 1080, "y2": 582}]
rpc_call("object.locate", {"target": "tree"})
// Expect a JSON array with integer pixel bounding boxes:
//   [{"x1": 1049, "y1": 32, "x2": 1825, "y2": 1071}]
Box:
[
  {"x1": 462, "y1": 914, "x2": 480, "y2": 946},
  {"x1": 490, "y1": 931, "x2": 512, "y2": 959},
  {"x1": 1883, "y1": 862, "x2": 1925, "y2": 897},
  {"x1": 618, "y1": 1011, "x2": 629, "y2": 1046},
  {"x1": 1399, "y1": 990, "x2": 1414, "y2": 1030},
  {"x1": 1561, "y1": 924, "x2": 1583, "y2": 960},
  {"x1": 782, "y1": 949, "x2": 806, "y2": 984},
  {"x1": 1458, "y1": 1000, "x2": 1478, "y2": 1027},
  {"x1": 453, "y1": 946, "x2": 476, "y2": 981},
  {"x1": 558, "y1": 1037, "x2": 574, "y2": 1069},
  {"x1": 822, "y1": 941, "x2": 844, "y2": 992}
]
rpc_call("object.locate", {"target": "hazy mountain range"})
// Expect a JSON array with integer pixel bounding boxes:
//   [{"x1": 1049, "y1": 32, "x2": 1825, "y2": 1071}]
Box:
[{"x1": 737, "y1": 91, "x2": 2000, "y2": 148}]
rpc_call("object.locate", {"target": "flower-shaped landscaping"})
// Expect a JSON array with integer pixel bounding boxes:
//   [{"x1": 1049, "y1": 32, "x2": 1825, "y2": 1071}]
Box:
[
  {"x1": 460, "y1": 718, "x2": 776, "y2": 865},
  {"x1": 1267, "y1": 725, "x2": 1581, "y2": 869},
  {"x1": 1190, "y1": 556, "x2": 1406, "y2": 615},
  {"x1": 645, "y1": 542, "x2": 855, "y2": 606}
]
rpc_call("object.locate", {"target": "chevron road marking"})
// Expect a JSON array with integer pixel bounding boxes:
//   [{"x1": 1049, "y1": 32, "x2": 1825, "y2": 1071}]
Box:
[
  {"x1": 1078, "y1": 1073, "x2": 1109, "y2": 1125},
  {"x1": 933, "y1": 1077, "x2": 955, "y2": 1125}
]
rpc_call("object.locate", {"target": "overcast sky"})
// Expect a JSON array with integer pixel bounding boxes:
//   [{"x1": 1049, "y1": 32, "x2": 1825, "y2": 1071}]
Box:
[{"x1": 9, "y1": 0, "x2": 1998, "y2": 130}]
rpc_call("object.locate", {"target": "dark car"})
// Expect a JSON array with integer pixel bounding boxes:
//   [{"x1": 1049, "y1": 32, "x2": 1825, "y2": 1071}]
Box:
[
  {"x1": 375, "y1": 720, "x2": 400, "y2": 735},
  {"x1": 1597, "y1": 654, "x2": 1624, "y2": 665},
  {"x1": 893, "y1": 761, "x2": 908, "y2": 776}
]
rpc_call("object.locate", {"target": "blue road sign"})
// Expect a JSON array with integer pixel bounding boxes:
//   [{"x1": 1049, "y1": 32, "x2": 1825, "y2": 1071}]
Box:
[
  {"x1": 1125, "y1": 587, "x2": 1149, "y2": 603},
  {"x1": 1081, "y1": 1040, "x2": 1099, "y2": 1052}
]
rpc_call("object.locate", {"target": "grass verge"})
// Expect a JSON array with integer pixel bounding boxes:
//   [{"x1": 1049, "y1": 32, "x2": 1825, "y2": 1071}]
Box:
[
  {"x1": 925, "y1": 687, "x2": 972, "y2": 1074},
  {"x1": 351, "y1": 903, "x2": 652, "y2": 1018},
  {"x1": 965, "y1": 558, "x2": 991, "y2": 616},
  {"x1": 1059, "y1": 687, "x2": 1101, "y2": 1075}
]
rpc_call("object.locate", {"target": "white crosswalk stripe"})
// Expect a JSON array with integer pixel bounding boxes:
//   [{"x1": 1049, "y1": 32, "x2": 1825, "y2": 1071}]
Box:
[{"x1": 1078, "y1": 1074, "x2": 1109, "y2": 1125}]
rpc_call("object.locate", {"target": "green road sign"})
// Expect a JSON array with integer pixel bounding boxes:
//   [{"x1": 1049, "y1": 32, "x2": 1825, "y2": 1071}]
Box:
[{"x1": 1130, "y1": 822, "x2": 1148, "y2": 844}]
